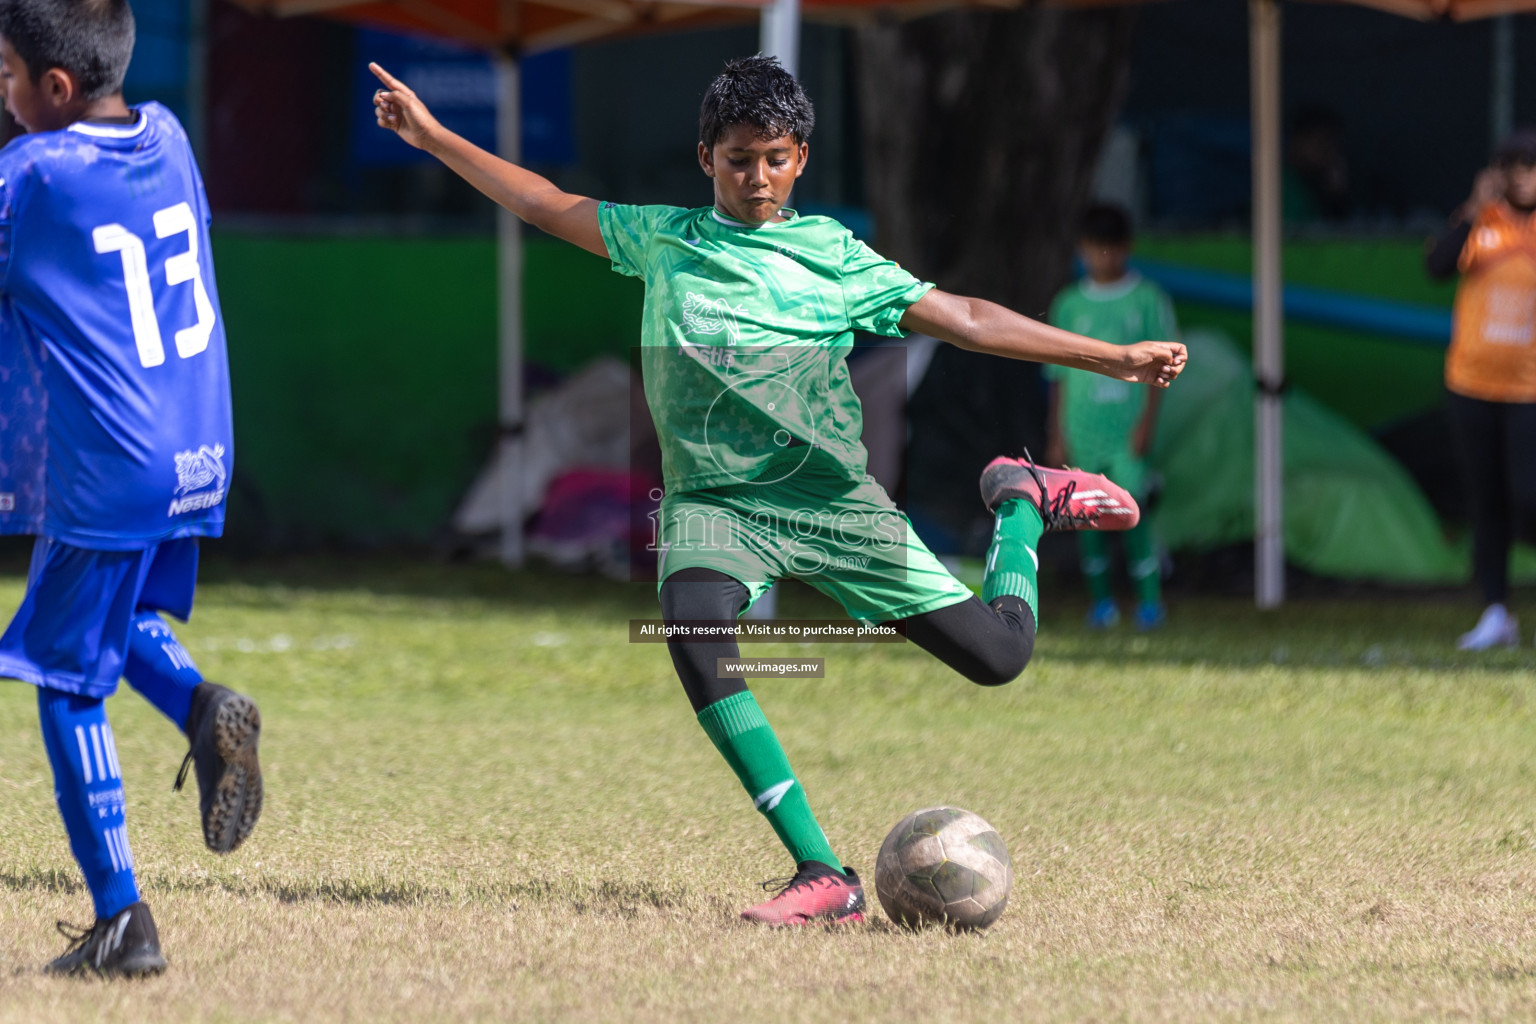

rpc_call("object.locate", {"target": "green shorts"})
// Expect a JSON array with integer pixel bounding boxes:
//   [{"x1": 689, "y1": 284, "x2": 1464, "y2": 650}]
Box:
[{"x1": 656, "y1": 469, "x2": 973, "y2": 623}]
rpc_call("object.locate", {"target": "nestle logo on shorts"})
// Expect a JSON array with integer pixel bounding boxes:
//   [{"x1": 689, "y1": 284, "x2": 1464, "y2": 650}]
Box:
[
  {"x1": 167, "y1": 489, "x2": 224, "y2": 516},
  {"x1": 0, "y1": 493, "x2": 14, "y2": 511},
  {"x1": 168, "y1": 443, "x2": 227, "y2": 516}
]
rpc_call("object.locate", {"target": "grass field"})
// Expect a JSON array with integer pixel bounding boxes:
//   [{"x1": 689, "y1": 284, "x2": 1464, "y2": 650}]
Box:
[{"x1": 3, "y1": 558, "x2": 1536, "y2": 1021}]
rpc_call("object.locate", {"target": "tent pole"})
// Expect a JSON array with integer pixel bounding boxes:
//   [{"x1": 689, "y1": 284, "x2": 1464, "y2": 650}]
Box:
[
  {"x1": 1492, "y1": 14, "x2": 1515, "y2": 150},
  {"x1": 496, "y1": 53, "x2": 526, "y2": 568},
  {"x1": 760, "y1": 0, "x2": 801, "y2": 77},
  {"x1": 1251, "y1": 0, "x2": 1283, "y2": 609},
  {"x1": 745, "y1": 0, "x2": 801, "y2": 622}
]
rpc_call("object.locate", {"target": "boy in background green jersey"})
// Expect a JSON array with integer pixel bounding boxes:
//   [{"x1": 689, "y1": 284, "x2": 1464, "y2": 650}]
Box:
[
  {"x1": 372, "y1": 57, "x2": 1186, "y2": 926},
  {"x1": 1046, "y1": 205, "x2": 1177, "y2": 631}
]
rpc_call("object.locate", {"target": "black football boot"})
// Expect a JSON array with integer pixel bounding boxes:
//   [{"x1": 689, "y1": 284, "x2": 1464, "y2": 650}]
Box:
[
  {"x1": 46, "y1": 901, "x2": 167, "y2": 977},
  {"x1": 176, "y1": 682, "x2": 263, "y2": 853}
]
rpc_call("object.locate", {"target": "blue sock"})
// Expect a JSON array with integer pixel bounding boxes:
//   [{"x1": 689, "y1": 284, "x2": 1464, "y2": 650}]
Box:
[
  {"x1": 125, "y1": 611, "x2": 202, "y2": 731},
  {"x1": 37, "y1": 687, "x2": 140, "y2": 920}
]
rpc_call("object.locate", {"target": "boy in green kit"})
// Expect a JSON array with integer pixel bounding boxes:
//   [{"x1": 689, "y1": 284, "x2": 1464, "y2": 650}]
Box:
[
  {"x1": 1046, "y1": 205, "x2": 1178, "y2": 631},
  {"x1": 372, "y1": 57, "x2": 1186, "y2": 925}
]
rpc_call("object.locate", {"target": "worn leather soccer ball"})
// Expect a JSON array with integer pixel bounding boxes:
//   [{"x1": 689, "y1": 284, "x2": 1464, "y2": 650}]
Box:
[{"x1": 874, "y1": 806, "x2": 1012, "y2": 931}]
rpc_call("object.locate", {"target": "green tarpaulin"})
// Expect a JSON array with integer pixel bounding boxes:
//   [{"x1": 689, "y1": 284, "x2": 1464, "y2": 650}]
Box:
[{"x1": 1152, "y1": 329, "x2": 1530, "y2": 584}]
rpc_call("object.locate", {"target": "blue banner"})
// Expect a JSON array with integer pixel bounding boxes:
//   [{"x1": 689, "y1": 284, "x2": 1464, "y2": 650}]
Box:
[{"x1": 352, "y1": 29, "x2": 574, "y2": 168}]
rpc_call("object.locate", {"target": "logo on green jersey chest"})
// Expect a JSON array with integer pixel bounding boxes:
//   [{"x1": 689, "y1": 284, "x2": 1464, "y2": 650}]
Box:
[{"x1": 682, "y1": 291, "x2": 749, "y2": 347}]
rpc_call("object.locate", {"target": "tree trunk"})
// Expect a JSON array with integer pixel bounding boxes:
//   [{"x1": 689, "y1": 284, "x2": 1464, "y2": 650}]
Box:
[
  {"x1": 854, "y1": 5, "x2": 1137, "y2": 312},
  {"x1": 854, "y1": 7, "x2": 1137, "y2": 552}
]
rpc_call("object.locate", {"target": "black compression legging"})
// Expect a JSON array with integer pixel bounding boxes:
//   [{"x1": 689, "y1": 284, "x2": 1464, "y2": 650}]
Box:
[
  {"x1": 1447, "y1": 392, "x2": 1536, "y2": 604},
  {"x1": 659, "y1": 567, "x2": 1036, "y2": 713}
]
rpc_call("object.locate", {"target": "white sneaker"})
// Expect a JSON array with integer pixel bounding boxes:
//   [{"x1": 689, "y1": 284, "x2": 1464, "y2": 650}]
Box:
[{"x1": 1457, "y1": 604, "x2": 1519, "y2": 650}]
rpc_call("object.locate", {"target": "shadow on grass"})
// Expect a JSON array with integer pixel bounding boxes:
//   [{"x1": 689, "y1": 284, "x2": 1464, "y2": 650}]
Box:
[
  {"x1": 0, "y1": 867, "x2": 83, "y2": 896},
  {"x1": 11, "y1": 871, "x2": 697, "y2": 919},
  {"x1": 0, "y1": 865, "x2": 698, "y2": 917}
]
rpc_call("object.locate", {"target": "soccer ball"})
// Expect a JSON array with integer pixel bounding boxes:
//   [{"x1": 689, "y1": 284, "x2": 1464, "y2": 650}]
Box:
[{"x1": 874, "y1": 806, "x2": 1012, "y2": 931}]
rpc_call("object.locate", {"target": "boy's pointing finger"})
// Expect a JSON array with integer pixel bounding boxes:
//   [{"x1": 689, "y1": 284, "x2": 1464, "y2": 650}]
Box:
[{"x1": 369, "y1": 62, "x2": 408, "y2": 93}]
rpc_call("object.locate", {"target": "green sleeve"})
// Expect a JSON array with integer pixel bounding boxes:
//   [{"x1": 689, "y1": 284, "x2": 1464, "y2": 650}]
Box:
[
  {"x1": 839, "y1": 233, "x2": 934, "y2": 337},
  {"x1": 597, "y1": 202, "x2": 679, "y2": 278}
]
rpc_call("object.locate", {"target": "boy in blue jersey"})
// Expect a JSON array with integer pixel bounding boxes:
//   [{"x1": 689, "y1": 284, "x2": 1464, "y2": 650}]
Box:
[{"x1": 0, "y1": 0, "x2": 263, "y2": 976}]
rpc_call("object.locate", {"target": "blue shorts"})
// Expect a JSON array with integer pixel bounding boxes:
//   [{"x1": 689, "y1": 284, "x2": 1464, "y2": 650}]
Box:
[{"x1": 0, "y1": 538, "x2": 199, "y2": 699}]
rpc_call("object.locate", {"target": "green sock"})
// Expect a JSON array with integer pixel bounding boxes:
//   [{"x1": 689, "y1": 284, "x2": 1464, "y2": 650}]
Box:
[
  {"x1": 1124, "y1": 521, "x2": 1161, "y2": 605},
  {"x1": 1077, "y1": 530, "x2": 1114, "y2": 603},
  {"x1": 696, "y1": 691, "x2": 843, "y2": 873},
  {"x1": 982, "y1": 498, "x2": 1044, "y2": 623}
]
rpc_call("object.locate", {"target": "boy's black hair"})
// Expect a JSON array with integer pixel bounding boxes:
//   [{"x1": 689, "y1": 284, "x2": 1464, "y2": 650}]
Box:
[
  {"x1": 1080, "y1": 203, "x2": 1132, "y2": 245},
  {"x1": 699, "y1": 55, "x2": 814, "y2": 149},
  {"x1": 1495, "y1": 126, "x2": 1536, "y2": 168},
  {"x1": 0, "y1": 0, "x2": 135, "y2": 101}
]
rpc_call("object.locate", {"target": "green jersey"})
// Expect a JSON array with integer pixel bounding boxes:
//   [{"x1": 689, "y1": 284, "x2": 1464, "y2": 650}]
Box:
[
  {"x1": 1045, "y1": 273, "x2": 1177, "y2": 469},
  {"x1": 598, "y1": 203, "x2": 932, "y2": 493}
]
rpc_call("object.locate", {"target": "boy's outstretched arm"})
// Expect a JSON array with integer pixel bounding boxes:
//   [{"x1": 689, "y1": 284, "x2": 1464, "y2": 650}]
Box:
[
  {"x1": 370, "y1": 63, "x2": 606, "y2": 258},
  {"x1": 901, "y1": 288, "x2": 1188, "y2": 388}
]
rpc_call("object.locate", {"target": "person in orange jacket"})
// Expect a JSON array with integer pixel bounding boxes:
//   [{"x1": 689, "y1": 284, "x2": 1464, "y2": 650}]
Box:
[{"x1": 1427, "y1": 128, "x2": 1536, "y2": 649}]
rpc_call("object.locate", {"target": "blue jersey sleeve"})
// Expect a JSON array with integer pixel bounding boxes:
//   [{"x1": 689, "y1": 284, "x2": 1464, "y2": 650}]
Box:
[{"x1": 0, "y1": 152, "x2": 27, "y2": 294}]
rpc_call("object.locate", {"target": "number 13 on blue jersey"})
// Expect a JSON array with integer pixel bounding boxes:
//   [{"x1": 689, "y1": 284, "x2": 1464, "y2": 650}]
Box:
[{"x1": 92, "y1": 200, "x2": 215, "y2": 369}]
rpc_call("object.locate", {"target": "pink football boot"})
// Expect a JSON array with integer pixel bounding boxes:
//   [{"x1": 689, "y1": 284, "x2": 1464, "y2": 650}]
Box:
[
  {"x1": 980, "y1": 453, "x2": 1139, "y2": 531},
  {"x1": 740, "y1": 862, "x2": 866, "y2": 927}
]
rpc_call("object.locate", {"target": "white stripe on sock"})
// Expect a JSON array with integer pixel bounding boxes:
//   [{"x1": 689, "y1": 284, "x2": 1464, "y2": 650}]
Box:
[
  {"x1": 106, "y1": 828, "x2": 121, "y2": 873},
  {"x1": 119, "y1": 827, "x2": 134, "y2": 870},
  {"x1": 89, "y1": 725, "x2": 106, "y2": 783},
  {"x1": 102, "y1": 723, "x2": 121, "y2": 779},
  {"x1": 754, "y1": 779, "x2": 795, "y2": 811},
  {"x1": 74, "y1": 726, "x2": 94, "y2": 785}
]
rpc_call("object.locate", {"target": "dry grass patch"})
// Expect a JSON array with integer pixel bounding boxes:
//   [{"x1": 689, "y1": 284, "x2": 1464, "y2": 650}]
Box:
[{"x1": 0, "y1": 560, "x2": 1534, "y2": 1021}]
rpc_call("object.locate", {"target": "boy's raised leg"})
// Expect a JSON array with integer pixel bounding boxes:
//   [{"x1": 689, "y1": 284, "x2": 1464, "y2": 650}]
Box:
[
  {"x1": 125, "y1": 612, "x2": 200, "y2": 728},
  {"x1": 125, "y1": 611, "x2": 264, "y2": 854},
  {"x1": 982, "y1": 498, "x2": 1045, "y2": 622},
  {"x1": 980, "y1": 455, "x2": 1140, "y2": 535},
  {"x1": 979, "y1": 453, "x2": 1143, "y2": 631}
]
